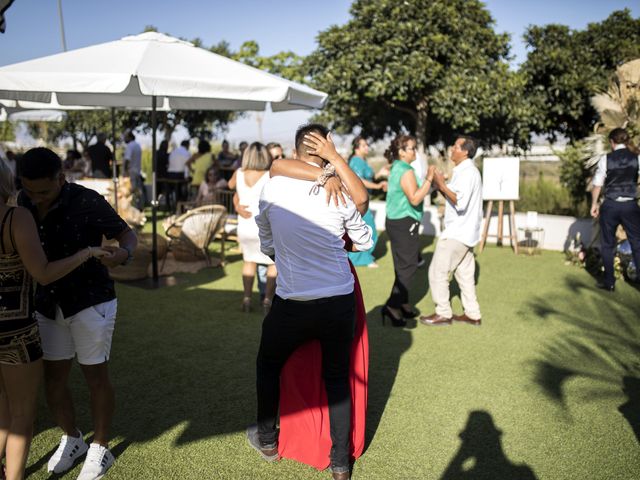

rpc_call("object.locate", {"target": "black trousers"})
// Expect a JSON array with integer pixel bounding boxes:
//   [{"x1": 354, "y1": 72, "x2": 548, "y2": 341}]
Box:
[
  {"x1": 256, "y1": 292, "x2": 355, "y2": 468},
  {"x1": 600, "y1": 199, "x2": 640, "y2": 287},
  {"x1": 385, "y1": 216, "x2": 421, "y2": 308}
]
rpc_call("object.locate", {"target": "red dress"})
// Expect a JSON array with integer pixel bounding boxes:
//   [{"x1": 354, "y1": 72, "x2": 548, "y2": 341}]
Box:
[{"x1": 277, "y1": 262, "x2": 368, "y2": 469}]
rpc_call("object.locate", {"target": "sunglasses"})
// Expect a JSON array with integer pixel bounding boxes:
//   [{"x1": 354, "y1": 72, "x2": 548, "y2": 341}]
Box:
[{"x1": 272, "y1": 154, "x2": 285, "y2": 160}]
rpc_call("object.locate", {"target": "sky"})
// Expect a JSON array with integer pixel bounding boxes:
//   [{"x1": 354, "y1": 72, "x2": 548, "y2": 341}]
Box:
[{"x1": 1, "y1": 0, "x2": 639, "y2": 147}]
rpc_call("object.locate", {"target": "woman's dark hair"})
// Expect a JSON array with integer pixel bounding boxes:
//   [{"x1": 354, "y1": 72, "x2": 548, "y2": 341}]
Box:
[
  {"x1": 204, "y1": 166, "x2": 220, "y2": 182},
  {"x1": 349, "y1": 135, "x2": 367, "y2": 161},
  {"x1": 198, "y1": 139, "x2": 211, "y2": 154},
  {"x1": 20, "y1": 147, "x2": 63, "y2": 180},
  {"x1": 383, "y1": 134, "x2": 416, "y2": 163},
  {"x1": 158, "y1": 140, "x2": 169, "y2": 153}
]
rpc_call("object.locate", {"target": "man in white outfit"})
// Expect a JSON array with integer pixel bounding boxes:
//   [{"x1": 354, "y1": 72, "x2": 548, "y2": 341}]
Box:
[{"x1": 420, "y1": 136, "x2": 483, "y2": 326}]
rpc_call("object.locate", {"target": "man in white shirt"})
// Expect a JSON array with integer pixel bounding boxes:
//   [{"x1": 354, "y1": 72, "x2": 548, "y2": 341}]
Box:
[
  {"x1": 168, "y1": 139, "x2": 191, "y2": 176},
  {"x1": 420, "y1": 136, "x2": 483, "y2": 326},
  {"x1": 590, "y1": 127, "x2": 640, "y2": 291},
  {"x1": 249, "y1": 124, "x2": 372, "y2": 480},
  {"x1": 123, "y1": 130, "x2": 144, "y2": 209}
]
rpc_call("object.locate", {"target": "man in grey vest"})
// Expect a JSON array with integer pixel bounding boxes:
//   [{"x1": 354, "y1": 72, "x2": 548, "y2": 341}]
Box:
[{"x1": 591, "y1": 127, "x2": 640, "y2": 291}]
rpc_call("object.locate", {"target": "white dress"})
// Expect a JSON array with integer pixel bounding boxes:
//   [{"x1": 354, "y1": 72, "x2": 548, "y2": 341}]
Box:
[{"x1": 236, "y1": 169, "x2": 274, "y2": 264}]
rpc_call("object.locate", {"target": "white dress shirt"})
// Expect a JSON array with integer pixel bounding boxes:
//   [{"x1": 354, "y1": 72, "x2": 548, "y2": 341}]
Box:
[
  {"x1": 592, "y1": 144, "x2": 640, "y2": 201},
  {"x1": 124, "y1": 140, "x2": 142, "y2": 175},
  {"x1": 168, "y1": 146, "x2": 191, "y2": 173},
  {"x1": 256, "y1": 173, "x2": 373, "y2": 301},
  {"x1": 440, "y1": 159, "x2": 483, "y2": 247}
]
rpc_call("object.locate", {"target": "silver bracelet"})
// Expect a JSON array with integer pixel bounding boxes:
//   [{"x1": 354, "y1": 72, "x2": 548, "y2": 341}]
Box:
[{"x1": 309, "y1": 164, "x2": 337, "y2": 195}]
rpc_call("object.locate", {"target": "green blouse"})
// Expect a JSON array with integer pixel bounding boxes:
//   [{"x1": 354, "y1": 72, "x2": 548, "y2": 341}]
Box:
[{"x1": 386, "y1": 160, "x2": 423, "y2": 221}]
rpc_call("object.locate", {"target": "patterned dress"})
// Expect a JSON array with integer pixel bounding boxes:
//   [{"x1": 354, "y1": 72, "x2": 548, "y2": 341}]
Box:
[{"x1": 0, "y1": 208, "x2": 42, "y2": 364}]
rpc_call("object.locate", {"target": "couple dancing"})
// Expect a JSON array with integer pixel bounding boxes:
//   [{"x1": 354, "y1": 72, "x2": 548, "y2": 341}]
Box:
[
  {"x1": 247, "y1": 124, "x2": 372, "y2": 480},
  {"x1": 382, "y1": 134, "x2": 483, "y2": 328}
]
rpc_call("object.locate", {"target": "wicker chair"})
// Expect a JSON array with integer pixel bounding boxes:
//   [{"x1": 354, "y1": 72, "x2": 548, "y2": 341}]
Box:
[{"x1": 164, "y1": 204, "x2": 228, "y2": 266}]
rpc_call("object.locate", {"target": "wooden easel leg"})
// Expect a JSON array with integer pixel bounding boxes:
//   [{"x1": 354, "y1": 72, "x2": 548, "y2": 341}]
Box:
[
  {"x1": 479, "y1": 200, "x2": 493, "y2": 253},
  {"x1": 497, "y1": 200, "x2": 504, "y2": 246},
  {"x1": 509, "y1": 200, "x2": 518, "y2": 254}
]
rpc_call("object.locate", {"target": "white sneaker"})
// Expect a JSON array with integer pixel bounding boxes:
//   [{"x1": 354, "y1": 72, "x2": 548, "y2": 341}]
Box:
[
  {"x1": 47, "y1": 431, "x2": 89, "y2": 474},
  {"x1": 77, "y1": 443, "x2": 114, "y2": 480}
]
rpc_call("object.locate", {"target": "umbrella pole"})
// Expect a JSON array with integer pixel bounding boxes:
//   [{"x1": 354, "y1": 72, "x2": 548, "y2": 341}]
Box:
[
  {"x1": 111, "y1": 107, "x2": 118, "y2": 212},
  {"x1": 151, "y1": 96, "x2": 159, "y2": 284}
]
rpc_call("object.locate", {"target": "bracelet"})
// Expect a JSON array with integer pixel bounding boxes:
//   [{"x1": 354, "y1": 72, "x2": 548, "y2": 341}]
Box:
[
  {"x1": 309, "y1": 163, "x2": 337, "y2": 195},
  {"x1": 86, "y1": 246, "x2": 92, "y2": 261}
]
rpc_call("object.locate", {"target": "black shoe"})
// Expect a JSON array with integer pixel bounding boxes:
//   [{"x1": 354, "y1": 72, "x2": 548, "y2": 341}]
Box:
[
  {"x1": 400, "y1": 305, "x2": 418, "y2": 319},
  {"x1": 381, "y1": 305, "x2": 407, "y2": 327},
  {"x1": 596, "y1": 282, "x2": 615, "y2": 292}
]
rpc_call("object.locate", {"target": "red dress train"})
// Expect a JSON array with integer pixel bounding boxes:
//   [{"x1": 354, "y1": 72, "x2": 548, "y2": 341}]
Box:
[{"x1": 278, "y1": 262, "x2": 368, "y2": 469}]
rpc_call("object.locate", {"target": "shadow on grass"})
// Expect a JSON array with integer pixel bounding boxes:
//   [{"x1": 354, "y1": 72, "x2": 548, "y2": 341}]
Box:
[
  {"x1": 30, "y1": 261, "x2": 410, "y2": 472},
  {"x1": 439, "y1": 411, "x2": 537, "y2": 480},
  {"x1": 528, "y1": 277, "x2": 640, "y2": 443}
]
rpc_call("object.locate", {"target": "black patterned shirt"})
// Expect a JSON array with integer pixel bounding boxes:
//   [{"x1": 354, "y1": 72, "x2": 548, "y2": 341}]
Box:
[{"x1": 18, "y1": 182, "x2": 130, "y2": 318}]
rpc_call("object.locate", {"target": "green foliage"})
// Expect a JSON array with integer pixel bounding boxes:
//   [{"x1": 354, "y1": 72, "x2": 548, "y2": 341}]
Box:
[
  {"x1": 232, "y1": 40, "x2": 306, "y2": 84},
  {"x1": 518, "y1": 173, "x2": 574, "y2": 216},
  {"x1": 306, "y1": 0, "x2": 534, "y2": 148},
  {"x1": 521, "y1": 9, "x2": 640, "y2": 141},
  {"x1": 558, "y1": 143, "x2": 590, "y2": 216}
]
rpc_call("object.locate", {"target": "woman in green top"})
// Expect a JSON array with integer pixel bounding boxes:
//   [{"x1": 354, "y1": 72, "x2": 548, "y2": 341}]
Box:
[
  {"x1": 186, "y1": 140, "x2": 216, "y2": 190},
  {"x1": 382, "y1": 134, "x2": 434, "y2": 327},
  {"x1": 347, "y1": 136, "x2": 388, "y2": 267}
]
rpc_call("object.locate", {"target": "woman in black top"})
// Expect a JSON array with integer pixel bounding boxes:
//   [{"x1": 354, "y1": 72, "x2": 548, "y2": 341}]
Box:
[{"x1": 0, "y1": 161, "x2": 107, "y2": 480}]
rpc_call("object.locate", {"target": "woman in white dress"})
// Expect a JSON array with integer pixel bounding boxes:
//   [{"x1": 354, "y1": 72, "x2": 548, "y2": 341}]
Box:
[{"x1": 228, "y1": 143, "x2": 276, "y2": 313}]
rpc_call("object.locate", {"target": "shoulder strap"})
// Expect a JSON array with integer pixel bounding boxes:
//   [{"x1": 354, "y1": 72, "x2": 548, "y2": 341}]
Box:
[
  {"x1": 7, "y1": 208, "x2": 17, "y2": 253},
  {"x1": 0, "y1": 207, "x2": 14, "y2": 254}
]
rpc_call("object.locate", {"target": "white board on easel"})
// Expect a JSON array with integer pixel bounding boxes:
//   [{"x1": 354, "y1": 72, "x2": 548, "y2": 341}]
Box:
[{"x1": 482, "y1": 157, "x2": 520, "y2": 200}]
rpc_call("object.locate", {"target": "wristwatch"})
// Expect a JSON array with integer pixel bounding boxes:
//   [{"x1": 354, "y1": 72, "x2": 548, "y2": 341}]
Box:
[{"x1": 121, "y1": 245, "x2": 134, "y2": 266}]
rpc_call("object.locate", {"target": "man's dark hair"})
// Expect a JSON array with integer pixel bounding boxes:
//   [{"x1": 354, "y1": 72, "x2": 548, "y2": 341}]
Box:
[
  {"x1": 180, "y1": 140, "x2": 190, "y2": 148},
  {"x1": 198, "y1": 139, "x2": 211, "y2": 154},
  {"x1": 609, "y1": 128, "x2": 630, "y2": 145},
  {"x1": 20, "y1": 147, "x2": 62, "y2": 180},
  {"x1": 295, "y1": 123, "x2": 330, "y2": 153},
  {"x1": 457, "y1": 135, "x2": 478, "y2": 159}
]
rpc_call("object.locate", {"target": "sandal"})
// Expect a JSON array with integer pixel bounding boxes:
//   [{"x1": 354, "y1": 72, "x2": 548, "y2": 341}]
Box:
[
  {"x1": 262, "y1": 298, "x2": 272, "y2": 315},
  {"x1": 241, "y1": 297, "x2": 252, "y2": 313}
]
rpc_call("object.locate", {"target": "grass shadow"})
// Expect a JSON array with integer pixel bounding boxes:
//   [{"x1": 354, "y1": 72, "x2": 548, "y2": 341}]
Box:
[{"x1": 527, "y1": 277, "x2": 640, "y2": 443}]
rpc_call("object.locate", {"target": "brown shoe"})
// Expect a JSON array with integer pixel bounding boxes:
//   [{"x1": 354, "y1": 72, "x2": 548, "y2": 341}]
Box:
[
  {"x1": 419, "y1": 313, "x2": 452, "y2": 326},
  {"x1": 246, "y1": 425, "x2": 279, "y2": 462},
  {"x1": 452, "y1": 313, "x2": 482, "y2": 326}
]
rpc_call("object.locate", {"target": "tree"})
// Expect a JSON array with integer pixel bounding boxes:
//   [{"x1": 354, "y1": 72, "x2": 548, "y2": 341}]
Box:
[
  {"x1": 305, "y1": 0, "x2": 533, "y2": 151},
  {"x1": 521, "y1": 9, "x2": 640, "y2": 142}
]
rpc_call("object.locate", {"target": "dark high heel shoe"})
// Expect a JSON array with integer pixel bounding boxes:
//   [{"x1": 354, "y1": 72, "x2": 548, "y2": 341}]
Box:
[
  {"x1": 381, "y1": 305, "x2": 407, "y2": 327},
  {"x1": 400, "y1": 306, "x2": 418, "y2": 319}
]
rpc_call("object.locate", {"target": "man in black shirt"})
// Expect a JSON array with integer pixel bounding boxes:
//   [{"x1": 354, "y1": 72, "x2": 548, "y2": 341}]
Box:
[
  {"x1": 87, "y1": 133, "x2": 113, "y2": 178},
  {"x1": 18, "y1": 148, "x2": 137, "y2": 480}
]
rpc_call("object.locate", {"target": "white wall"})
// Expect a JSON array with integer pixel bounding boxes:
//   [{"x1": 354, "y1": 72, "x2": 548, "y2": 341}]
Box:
[{"x1": 368, "y1": 200, "x2": 594, "y2": 252}]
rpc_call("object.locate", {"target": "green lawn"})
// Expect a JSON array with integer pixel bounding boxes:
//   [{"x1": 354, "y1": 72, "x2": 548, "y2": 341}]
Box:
[{"x1": 25, "y1": 237, "x2": 640, "y2": 479}]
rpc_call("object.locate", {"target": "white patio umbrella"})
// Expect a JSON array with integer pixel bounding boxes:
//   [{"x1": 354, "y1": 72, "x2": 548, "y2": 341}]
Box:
[{"x1": 0, "y1": 32, "x2": 328, "y2": 282}]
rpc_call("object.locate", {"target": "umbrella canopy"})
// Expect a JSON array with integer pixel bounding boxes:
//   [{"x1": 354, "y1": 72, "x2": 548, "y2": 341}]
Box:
[
  {"x1": 0, "y1": 32, "x2": 327, "y2": 111},
  {"x1": 0, "y1": 108, "x2": 67, "y2": 122}
]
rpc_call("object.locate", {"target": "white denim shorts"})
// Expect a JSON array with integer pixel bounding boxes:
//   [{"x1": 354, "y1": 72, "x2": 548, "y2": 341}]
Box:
[{"x1": 35, "y1": 299, "x2": 117, "y2": 365}]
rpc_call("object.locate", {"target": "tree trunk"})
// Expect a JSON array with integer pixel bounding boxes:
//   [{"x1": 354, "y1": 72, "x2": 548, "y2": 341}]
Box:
[{"x1": 415, "y1": 98, "x2": 428, "y2": 158}]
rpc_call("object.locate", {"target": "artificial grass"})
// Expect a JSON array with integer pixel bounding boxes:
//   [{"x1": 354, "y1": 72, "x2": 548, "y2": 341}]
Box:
[{"x1": 25, "y1": 238, "x2": 640, "y2": 479}]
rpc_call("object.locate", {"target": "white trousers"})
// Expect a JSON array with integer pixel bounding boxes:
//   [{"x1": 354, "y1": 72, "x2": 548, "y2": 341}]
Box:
[{"x1": 428, "y1": 238, "x2": 481, "y2": 319}]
